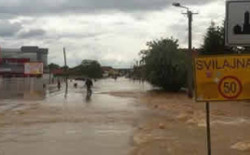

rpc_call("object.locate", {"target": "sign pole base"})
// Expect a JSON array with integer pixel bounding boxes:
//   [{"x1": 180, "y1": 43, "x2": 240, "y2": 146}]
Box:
[{"x1": 206, "y1": 102, "x2": 212, "y2": 155}]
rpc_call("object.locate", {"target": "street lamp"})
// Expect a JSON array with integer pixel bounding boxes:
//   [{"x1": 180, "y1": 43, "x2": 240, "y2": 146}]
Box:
[
  {"x1": 172, "y1": 2, "x2": 197, "y2": 98},
  {"x1": 172, "y1": 2, "x2": 188, "y2": 10},
  {"x1": 173, "y1": 6, "x2": 213, "y2": 155}
]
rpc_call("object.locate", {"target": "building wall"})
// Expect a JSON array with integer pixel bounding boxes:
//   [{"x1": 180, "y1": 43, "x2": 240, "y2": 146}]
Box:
[
  {"x1": 1, "y1": 46, "x2": 48, "y2": 64},
  {"x1": 0, "y1": 46, "x2": 48, "y2": 77}
]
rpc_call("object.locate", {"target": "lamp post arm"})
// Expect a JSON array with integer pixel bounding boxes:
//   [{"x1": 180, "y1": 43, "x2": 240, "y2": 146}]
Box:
[{"x1": 179, "y1": 5, "x2": 189, "y2": 11}]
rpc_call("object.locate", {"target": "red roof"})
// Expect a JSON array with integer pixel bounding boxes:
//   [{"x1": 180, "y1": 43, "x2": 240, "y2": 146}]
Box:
[{"x1": 52, "y1": 69, "x2": 64, "y2": 75}]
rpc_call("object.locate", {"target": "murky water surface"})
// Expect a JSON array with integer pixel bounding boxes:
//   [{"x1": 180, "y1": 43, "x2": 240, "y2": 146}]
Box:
[
  {"x1": 1, "y1": 77, "x2": 250, "y2": 155},
  {"x1": 0, "y1": 78, "x2": 152, "y2": 155}
]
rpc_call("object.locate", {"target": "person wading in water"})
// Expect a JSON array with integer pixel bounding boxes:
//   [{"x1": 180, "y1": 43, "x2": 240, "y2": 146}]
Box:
[{"x1": 85, "y1": 78, "x2": 93, "y2": 97}]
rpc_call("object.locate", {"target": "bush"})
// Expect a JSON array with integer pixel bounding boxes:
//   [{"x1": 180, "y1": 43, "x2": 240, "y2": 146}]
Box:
[{"x1": 140, "y1": 38, "x2": 187, "y2": 91}]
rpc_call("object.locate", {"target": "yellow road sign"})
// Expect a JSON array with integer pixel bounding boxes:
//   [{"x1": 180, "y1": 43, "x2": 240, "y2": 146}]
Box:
[{"x1": 194, "y1": 55, "x2": 250, "y2": 101}]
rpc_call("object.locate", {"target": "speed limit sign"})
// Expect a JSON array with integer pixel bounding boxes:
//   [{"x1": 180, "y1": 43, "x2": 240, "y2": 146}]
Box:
[
  {"x1": 218, "y1": 76, "x2": 242, "y2": 99},
  {"x1": 194, "y1": 55, "x2": 250, "y2": 101}
]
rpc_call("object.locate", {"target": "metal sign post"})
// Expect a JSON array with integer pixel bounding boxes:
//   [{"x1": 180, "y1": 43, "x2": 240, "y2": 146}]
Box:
[
  {"x1": 206, "y1": 102, "x2": 211, "y2": 155},
  {"x1": 194, "y1": 54, "x2": 250, "y2": 155},
  {"x1": 194, "y1": 1, "x2": 250, "y2": 154}
]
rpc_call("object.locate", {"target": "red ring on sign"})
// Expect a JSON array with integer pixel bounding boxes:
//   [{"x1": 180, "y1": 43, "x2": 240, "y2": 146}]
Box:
[{"x1": 218, "y1": 76, "x2": 242, "y2": 99}]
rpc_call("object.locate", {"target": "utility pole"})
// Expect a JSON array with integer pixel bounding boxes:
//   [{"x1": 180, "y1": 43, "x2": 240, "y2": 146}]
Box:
[
  {"x1": 173, "y1": 3, "x2": 197, "y2": 98},
  {"x1": 63, "y1": 47, "x2": 67, "y2": 68},
  {"x1": 63, "y1": 47, "x2": 68, "y2": 98},
  {"x1": 187, "y1": 10, "x2": 194, "y2": 98}
]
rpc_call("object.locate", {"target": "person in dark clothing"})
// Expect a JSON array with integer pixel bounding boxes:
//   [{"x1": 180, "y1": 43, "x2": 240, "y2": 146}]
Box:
[
  {"x1": 57, "y1": 80, "x2": 61, "y2": 89},
  {"x1": 85, "y1": 78, "x2": 93, "y2": 96},
  {"x1": 74, "y1": 83, "x2": 78, "y2": 88}
]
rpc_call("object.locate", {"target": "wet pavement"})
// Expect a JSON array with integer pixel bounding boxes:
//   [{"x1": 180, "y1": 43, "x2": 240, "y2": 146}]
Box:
[{"x1": 1, "y1": 77, "x2": 250, "y2": 154}]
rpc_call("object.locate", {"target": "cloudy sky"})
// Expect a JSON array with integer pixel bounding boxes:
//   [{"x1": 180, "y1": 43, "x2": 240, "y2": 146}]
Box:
[{"x1": 0, "y1": 0, "x2": 225, "y2": 68}]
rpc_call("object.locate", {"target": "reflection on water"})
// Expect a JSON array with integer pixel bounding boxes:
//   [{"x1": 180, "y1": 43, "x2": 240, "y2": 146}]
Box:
[
  {"x1": 0, "y1": 77, "x2": 46, "y2": 100},
  {"x1": 0, "y1": 77, "x2": 148, "y2": 155},
  {"x1": 94, "y1": 77, "x2": 152, "y2": 93},
  {"x1": 85, "y1": 93, "x2": 91, "y2": 102},
  {"x1": 0, "y1": 77, "x2": 153, "y2": 105}
]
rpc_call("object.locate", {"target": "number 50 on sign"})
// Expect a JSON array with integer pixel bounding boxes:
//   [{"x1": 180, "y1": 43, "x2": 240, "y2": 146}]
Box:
[{"x1": 194, "y1": 55, "x2": 250, "y2": 102}]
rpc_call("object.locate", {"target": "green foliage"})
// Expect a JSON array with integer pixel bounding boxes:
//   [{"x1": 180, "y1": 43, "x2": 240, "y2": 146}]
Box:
[
  {"x1": 140, "y1": 37, "x2": 187, "y2": 91},
  {"x1": 201, "y1": 22, "x2": 236, "y2": 55},
  {"x1": 71, "y1": 59, "x2": 102, "y2": 78},
  {"x1": 61, "y1": 66, "x2": 69, "y2": 70},
  {"x1": 48, "y1": 63, "x2": 60, "y2": 71},
  {"x1": 201, "y1": 22, "x2": 224, "y2": 55}
]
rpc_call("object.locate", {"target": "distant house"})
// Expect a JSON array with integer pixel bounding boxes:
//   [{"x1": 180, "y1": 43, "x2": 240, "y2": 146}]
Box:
[
  {"x1": 116, "y1": 68, "x2": 132, "y2": 76},
  {"x1": 101, "y1": 66, "x2": 113, "y2": 72},
  {"x1": 101, "y1": 66, "x2": 118, "y2": 77},
  {"x1": 51, "y1": 68, "x2": 64, "y2": 76}
]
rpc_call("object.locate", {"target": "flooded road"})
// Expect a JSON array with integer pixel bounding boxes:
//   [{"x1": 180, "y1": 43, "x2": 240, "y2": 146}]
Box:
[
  {"x1": 1, "y1": 77, "x2": 250, "y2": 154},
  {"x1": 0, "y1": 78, "x2": 151, "y2": 155}
]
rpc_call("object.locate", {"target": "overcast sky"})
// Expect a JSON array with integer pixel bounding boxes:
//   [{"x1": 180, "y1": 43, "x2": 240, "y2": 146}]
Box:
[{"x1": 0, "y1": 0, "x2": 225, "y2": 68}]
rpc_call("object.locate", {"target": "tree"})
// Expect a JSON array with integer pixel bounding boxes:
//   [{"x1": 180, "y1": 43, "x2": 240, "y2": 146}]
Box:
[
  {"x1": 140, "y1": 37, "x2": 187, "y2": 91},
  {"x1": 48, "y1": 63, "x2": 60, "y2": 71},
  {"x1": 72, "y1": 59, "x2": 102, "y2": 78},
  {"x1": 201, "y1": 22, "x2": 236, "y2": 55}
]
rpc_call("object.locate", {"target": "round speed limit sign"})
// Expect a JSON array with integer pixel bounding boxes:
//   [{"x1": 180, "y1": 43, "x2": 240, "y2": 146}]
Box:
[{"x1": 218, "y1": 76, "x2": 242, "y2": 99}]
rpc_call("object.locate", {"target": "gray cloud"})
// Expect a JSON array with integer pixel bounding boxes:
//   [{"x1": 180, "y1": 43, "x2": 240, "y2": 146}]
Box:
[
  {"x1": 57, "y1": 32, "x2": 108, "y2": 39},
  {"x1": 0, "y1": 0, "x2": 216, "y2": 15},
  {"x1": 0, "y1": 21, "x2": 22, "y2": 37},
  {"x1": 18, "y1": 29, "x2": 46, "y2": 38},
  {"x1": 100, "y1": 59, "x2": 133, "y2": 68},
  {"x1": 0, "y1": 0, "x2": 223, "y2": 68}
]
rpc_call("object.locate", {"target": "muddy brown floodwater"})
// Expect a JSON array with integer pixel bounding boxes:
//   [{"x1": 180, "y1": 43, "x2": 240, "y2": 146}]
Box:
[{"x1": 0, "y1": 77, "x2": 250, "y2": 155}]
